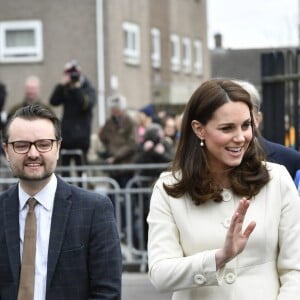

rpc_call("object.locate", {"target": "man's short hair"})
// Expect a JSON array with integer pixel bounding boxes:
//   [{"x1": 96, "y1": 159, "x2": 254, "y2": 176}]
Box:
[{"x1": 3, "y1": 104, "x2": 61, "y2": 142}]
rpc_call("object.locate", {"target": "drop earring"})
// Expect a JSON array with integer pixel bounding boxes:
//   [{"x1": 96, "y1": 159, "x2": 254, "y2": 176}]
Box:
[{"x1": 200, "y1": 139, "x2": 204, "y2": 147}]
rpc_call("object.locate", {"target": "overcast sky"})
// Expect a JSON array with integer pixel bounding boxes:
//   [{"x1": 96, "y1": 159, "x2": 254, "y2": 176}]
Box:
[{"x1": 207, "y1": 0, "x2": 299, "y2": 49}]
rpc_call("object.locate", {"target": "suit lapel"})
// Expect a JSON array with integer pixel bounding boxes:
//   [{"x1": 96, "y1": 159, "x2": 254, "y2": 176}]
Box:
[
  {"x1": 46, "y1": 177, "x2": 72, "y2": 289},
  {"x1": 4, "y1": 185, "x2": 21, "y2": 283}
]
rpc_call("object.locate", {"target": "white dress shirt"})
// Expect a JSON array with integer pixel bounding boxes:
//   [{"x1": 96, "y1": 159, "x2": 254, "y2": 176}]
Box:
[{"x1": 19, "y1": 174, "x2": 57, "y2": 300}]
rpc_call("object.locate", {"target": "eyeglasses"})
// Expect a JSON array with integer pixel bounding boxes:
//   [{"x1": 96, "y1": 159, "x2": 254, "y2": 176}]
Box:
[{"x1": 7, "y1": 139, "x2": 58, "y2": 154}]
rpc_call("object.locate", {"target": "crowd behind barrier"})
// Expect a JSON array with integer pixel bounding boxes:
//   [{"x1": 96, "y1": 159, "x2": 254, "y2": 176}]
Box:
[{"x1": 0, "y1": 162, "x2": 170, "y2": 272}]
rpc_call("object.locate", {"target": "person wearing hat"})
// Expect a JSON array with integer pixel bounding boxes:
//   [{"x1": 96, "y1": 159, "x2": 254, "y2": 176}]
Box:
[
  {"x1": 98, "y1": 94, "x2": 138, "y2": 186},
  {"x1": 98, "y1": 94, "x2": 138, "y2": 233},
  {"x1": 137, "y1": 104, "x2": 155, "y2": 143}
]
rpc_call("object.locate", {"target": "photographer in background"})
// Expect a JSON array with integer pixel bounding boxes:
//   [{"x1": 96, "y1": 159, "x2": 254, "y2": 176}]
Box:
[
  {"x1": 134, "y1": 123, "x2": 174, "y2": 177},
  {"x1": 133, "y1": 123, "x2": 174, "y2": 248},
  {"x1": 49, "y1": 60, "x2": 96, "y2": 180}
]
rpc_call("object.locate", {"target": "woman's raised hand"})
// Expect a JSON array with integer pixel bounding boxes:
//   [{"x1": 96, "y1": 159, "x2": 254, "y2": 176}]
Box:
[{"x1": 215, "y1": 198, "x2": 256, "y2": 269}]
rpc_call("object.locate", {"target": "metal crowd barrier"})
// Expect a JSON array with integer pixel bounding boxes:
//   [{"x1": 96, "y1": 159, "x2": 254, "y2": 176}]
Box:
[{"x1": 0, "y1": 162, "x2": 170, "y2": 272}]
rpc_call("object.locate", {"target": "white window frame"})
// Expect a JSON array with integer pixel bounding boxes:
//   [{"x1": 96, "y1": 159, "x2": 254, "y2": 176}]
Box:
[
  {"x1": 151, "y1": 27, "x2": 161, "y2": 69},
  {"x1": 122, "y1": 22, "x2": 140, "y2": 65},
  {"x1": 0, "y1": 20, "x2": 43, "y2": 63},
  {"x1": 182, "y1": 37, "x2": 192, "y2": 74},
  {"x1": 194, "y1": 39, "x2": 203, "y2": 75},
  {"x1": 170, "y1": 34, "x2": 180, "y2": 72}
]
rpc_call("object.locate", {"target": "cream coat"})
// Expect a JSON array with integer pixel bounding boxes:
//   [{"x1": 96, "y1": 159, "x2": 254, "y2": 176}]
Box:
[{"x1": 147, "y1": 162, "x2": 300, "y2": 300}]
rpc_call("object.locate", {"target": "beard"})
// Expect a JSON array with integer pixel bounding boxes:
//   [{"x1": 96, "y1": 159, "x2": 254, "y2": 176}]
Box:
[
  {"x1": 9, "y1": 159, "x2": 56, "y2": 182},
  {"x1": 17, "y1": 170, "x2": 53, "y2": 181}
]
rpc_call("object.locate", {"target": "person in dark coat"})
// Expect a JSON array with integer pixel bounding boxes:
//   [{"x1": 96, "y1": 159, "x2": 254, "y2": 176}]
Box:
[
  {"x1": 49, "y1": 60, "x2": 96, "y2": 179},
  {"x1": 260, "y1": 136, "x2": 300, "y2": 179},
  {"x1": 99, "y1": 94, "x2": 138, "y2": 187},
  {"x1": 133, "y1": 123, "x2": 174, "y2": 248},
  {"x1": 236, "y1": 79, "x2": 300, "y2": 180}
]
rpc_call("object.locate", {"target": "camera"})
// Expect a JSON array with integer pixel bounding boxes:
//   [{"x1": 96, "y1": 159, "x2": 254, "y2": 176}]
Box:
[
  {"x1": 64, "y1": 60, "x2": 81, "y2": 83},
  {"x1": 149, "y1": 135, "x2": 161, "y2": 145},
  {"x1": 144, "y1": 130, "x2": 161, "y2": 145}
]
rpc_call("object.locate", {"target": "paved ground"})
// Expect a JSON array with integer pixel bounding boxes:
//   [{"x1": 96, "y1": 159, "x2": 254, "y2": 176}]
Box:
[{"x1": 122, "y1": 272, "x2": 172, "y2": 300}]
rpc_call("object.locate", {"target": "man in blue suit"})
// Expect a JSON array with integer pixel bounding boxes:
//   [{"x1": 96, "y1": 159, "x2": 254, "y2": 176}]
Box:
[
  {"x1": 236, "y1": 80, "x2": 300, "y2": 180},
  {"x1": 0, "y1": 104, "x2": 122, "y2": 299}
]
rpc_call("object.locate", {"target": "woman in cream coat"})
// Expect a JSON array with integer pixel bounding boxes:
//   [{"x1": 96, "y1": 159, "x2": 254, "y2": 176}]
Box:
[{"x1": 147, "y1": 79, "x2": 300, "y2": 300}]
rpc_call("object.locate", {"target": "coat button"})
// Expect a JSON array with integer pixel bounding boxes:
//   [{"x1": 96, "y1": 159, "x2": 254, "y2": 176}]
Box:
[
  {"x1": 225, "y1": 272, "x2": 236, "y2": 284},
  {"x1": 194, "y1": 274, "x2": 207, "y2": 285},
  {"x1": 222, "y1": 217, "x2": 231, "y2": 228},
  {"x1": 222, "y1": 190, "x2": 232, "y2": 202}
]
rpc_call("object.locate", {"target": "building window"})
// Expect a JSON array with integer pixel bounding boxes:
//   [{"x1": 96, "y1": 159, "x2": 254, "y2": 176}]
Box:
[
  {"x1": 182, "y1": 37, "x2": 192, "y2": 74},
  {"x1": 151, "y1": 27, "x2": 161, "y2": 69},
  {"x1": 194, "y1": 39, "x2": 203, "y2": 75},
  {"x1": 170, "y1": 34, "x2": 180, "y2": 72},
  {"x1": 0, "y1": 20, "x2": 43, "y2": 63},
  {"x1": 122, "y1": 22, "x2": 140, "y2": 65}
]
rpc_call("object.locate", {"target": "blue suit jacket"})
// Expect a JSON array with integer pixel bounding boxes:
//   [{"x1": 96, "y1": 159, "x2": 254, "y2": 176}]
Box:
[
  {"x1": 260, "y1": 137, "x2": 300, "y2": 179},
  {"x1": 0, "y1": 176, "x2": 122, "y2": 300}
]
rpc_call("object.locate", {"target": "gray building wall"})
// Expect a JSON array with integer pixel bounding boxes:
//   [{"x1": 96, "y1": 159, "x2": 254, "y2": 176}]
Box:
[
  {"x1": 149, "y1": 0, "x2": 171, "y2": 105},
  {"x1": 104, "y1": 0, "x2": 151, "y2": 110},
  {"x1": 210, "y1": 46, "x2": 297, "y2": 97},
  {"x1": 210, "y1": 48, "x2": 263, "y2": 92},
  {"x1": 0, "y1": 0, "x2": 98, "y2": 121},
  {"x1": 168, "y1": 0, "x2": 210, "y2": 104},
  {"x1": 0, "y1": 0, "x2": 209, "y2": 131}
]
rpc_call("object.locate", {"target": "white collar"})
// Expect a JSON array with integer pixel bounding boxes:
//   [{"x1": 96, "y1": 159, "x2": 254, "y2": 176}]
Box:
[{"x1": 19, "y1": 174, "x2": 57, "y2": 212}]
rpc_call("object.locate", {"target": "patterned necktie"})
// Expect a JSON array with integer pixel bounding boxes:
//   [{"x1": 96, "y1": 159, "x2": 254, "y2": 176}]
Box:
[{"x1": 17, "y1": 197, "x2": 37, "y2": 300}]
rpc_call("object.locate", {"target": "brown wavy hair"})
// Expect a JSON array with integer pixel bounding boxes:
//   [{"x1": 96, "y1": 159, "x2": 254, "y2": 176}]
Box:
[{"x1": 164, "y1": 79, "x2": 270, "y2": 205}]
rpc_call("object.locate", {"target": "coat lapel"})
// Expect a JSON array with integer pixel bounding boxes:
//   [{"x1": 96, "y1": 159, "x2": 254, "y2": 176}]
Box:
[
  {"x1": 46, "y1": 177, "x2": 72, "y2": 289},
  {"x1": 4, "y1": 185, "x2": 21, "y2": 283}
]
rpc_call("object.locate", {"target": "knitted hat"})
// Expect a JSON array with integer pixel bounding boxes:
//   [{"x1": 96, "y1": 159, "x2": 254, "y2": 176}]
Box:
[
  {"x1": 107, "y1": 94, "x2": 127, "y2": 110},
  {"x1": 139, "y1": 104, "x2": 155, "y2": 117}
]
